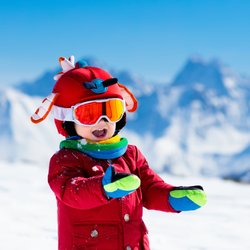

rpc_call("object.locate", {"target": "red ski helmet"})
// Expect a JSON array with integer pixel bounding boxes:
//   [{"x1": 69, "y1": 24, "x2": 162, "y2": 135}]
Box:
[{"x1": 31, "y1": 56, "x2": 138, "y2": 137}]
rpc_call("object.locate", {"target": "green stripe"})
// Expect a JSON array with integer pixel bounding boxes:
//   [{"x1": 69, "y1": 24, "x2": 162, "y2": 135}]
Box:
[
  {"x1": 60, "y1": 140, "x2": 79, "y2": 150},
  {"x1": 59, "y1": 137, "x2": 129, "y2": 159},
  {"x1": 170, "y1": 189, "x2": 207, "y2": 207},
  {"x1": 60, "y1": 137, "x2": 128, "y2": 152},
  {"x1": 104, "y1": 175, "x2": 141, "y2": 192}
]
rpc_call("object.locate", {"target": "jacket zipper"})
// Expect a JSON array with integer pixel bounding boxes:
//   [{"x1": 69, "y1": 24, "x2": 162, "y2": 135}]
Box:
[{"x1": 107, "y1": 158, "x2": 125, "y2": 249}]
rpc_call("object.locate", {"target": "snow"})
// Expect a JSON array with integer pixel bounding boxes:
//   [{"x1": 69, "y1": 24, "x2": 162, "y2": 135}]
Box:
[
  {"x1": 1, "y1": 57, "x2": 250, "y2": 248},
  {"x1": 1, "y1": 161, "x2": 250, "y2": 250}
]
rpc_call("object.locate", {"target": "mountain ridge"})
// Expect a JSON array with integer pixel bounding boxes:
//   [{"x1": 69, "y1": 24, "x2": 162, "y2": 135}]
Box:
[{"x1": 1, "y1": 56, "x2": 250, "y2": 182}]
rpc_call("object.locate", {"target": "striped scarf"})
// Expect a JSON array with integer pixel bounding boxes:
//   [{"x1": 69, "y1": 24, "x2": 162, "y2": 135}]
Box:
[{"x1": 59, "y1": 135, "x2": 128, "y2": 159}]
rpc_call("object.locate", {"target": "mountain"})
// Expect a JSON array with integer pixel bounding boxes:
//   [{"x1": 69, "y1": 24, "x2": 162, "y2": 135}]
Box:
[
  {"x1": 153, "y1": 57, "x2": 250, "y2": 180},
  {"x1": 172, "y1": 57, "x2": 229, "y2": 95},
  {"x1": 1, "y1": 56, "x2": 250, "y2": 183},
  {"x1": 0, "y1": 88, "x2": 61, "y2": 162},
  {"x1": 17, "y1": 57, "x2": 150, "y2": 97}
]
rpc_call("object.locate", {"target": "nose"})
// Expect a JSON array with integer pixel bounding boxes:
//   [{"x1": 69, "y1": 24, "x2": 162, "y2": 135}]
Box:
[{"x1": 101, "y1": 117, "x2": 109, "y2": 122}]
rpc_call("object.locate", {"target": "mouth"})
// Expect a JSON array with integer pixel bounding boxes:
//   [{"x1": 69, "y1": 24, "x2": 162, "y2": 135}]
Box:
[{"x1": 92, "y1": 128, "x2": 108, "y2": 138}]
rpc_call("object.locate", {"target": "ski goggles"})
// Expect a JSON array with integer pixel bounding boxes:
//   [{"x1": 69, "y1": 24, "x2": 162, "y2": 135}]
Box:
[{"x1": 72, "y1": 98, "x2": 126, "y2": 126}]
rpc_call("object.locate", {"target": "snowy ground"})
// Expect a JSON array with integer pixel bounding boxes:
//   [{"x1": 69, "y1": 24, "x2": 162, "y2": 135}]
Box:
[{"x1": 1, "y1": 161, "x2": 250, "y2": 250}]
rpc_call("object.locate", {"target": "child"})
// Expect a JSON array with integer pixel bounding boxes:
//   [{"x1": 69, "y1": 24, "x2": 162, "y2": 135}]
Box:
[{"x1": 31, "y1": 56, "x2": 206, "y2": 250}]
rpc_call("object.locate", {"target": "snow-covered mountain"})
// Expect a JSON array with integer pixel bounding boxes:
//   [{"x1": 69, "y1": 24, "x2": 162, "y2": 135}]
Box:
[
  {"x1": 155, "y1": 57, "x2": 250, "y2": 181},
  {"x1": 0, "y1": 88, "x2": 61, "y2": 162},
  {"x1": 17, "y1": 57, "x2": 149, "y2": 97},
  {"x1": 1, "y1": 56, "x2": 250, "y2": 182}
]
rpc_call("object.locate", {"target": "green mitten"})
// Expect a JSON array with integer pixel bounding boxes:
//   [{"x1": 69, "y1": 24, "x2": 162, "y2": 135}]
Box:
[
  {"x1": 102, "y1": 165, "x2": 141, "y2": 198},
  {"x1": 169, "y1": 185, "x2": 207, "y2": 211}
]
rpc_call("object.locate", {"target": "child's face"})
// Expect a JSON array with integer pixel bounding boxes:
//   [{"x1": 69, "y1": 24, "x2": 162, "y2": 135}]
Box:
[{"x1": 74, "y1": 119, "x2": 116, "y2": 142}]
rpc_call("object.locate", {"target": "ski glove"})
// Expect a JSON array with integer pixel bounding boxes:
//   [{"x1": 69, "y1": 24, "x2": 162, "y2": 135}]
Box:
[
  {"x1": 169, "y1": 185, "x2": 207, "y2": 212},
  {"x1": 102, "y1": 165, "x2": 141, "y2": 199}
]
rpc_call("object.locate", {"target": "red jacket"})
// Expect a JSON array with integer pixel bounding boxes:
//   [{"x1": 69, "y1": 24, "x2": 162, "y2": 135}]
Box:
[{"x1": 48, "y1": 144, "x2": 176, "y2": 250}]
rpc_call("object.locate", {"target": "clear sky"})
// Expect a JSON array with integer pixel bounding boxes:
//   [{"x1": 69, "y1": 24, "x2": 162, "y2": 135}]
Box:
[{"x1": 1, "y1": 0, "x2": 250, "y2": 86}]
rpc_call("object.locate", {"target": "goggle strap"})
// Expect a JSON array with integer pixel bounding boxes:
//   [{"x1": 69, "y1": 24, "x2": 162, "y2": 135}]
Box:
[{"x1": 52, "y1": 105, "x2": 74, "y2": 121}]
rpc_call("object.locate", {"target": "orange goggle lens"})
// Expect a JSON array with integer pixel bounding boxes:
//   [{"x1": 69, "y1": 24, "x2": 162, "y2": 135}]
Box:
[{"x1": 73, "y1": 99, "x2": 125, "y2": 125}]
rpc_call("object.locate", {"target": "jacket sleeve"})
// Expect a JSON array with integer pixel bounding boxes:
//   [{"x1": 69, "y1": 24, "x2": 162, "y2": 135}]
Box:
[
  {"x1": 134, "y1": 146, "x2": 177, "y2": 213},
  {"x1": 48, "y1": 150, "x2": 109, "y2": 210}
]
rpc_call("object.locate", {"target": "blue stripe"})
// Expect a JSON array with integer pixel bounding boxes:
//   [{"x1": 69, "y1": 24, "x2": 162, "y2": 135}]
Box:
[
  {"x1": 82, "y1": 145, "x2": 128, "y2": 159},
  {"x1": 169, "y1": 196, "x2": 201, "y2": 211}
]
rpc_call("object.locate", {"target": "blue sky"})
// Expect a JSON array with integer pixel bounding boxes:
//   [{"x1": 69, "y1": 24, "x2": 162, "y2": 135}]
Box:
[{"x1": 1, "y1": 0, "x2": 250, "y2": 86}]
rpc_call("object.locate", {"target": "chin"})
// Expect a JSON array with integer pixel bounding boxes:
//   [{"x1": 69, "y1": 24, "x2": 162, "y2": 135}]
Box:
[{"x1": 91, "y1": 135, "x2": 111, "y2": 142}]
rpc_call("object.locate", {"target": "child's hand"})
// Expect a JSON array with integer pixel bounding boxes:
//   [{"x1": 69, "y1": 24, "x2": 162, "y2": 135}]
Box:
[
  {"x1": 169, "y1": 185, "x2": 207, "y2": 212},
  {"x1": 102, "y1": 165, "x2": 141, "y2": 198}
]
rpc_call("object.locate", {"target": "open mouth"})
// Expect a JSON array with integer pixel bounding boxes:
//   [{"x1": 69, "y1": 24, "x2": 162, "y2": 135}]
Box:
[{"x1": 92, "y1": 129, "x2": 108, "y2": 138}]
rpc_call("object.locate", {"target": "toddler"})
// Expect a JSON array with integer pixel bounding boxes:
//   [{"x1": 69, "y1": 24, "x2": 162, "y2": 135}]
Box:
[{"x1": 31, "y1": 56, "x2": 206, "y2": 250}]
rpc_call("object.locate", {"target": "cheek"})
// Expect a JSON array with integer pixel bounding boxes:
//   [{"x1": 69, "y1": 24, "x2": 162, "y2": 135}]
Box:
[
  {"x1": 74, "y1": 124, "x2": 92, "y2": 137},
  {"x1": 109, "y1": 123, "x2": 116, "y2": 134},
  {"x1": 104, "y1": 123, "x2": 116, "y2": 138}
]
